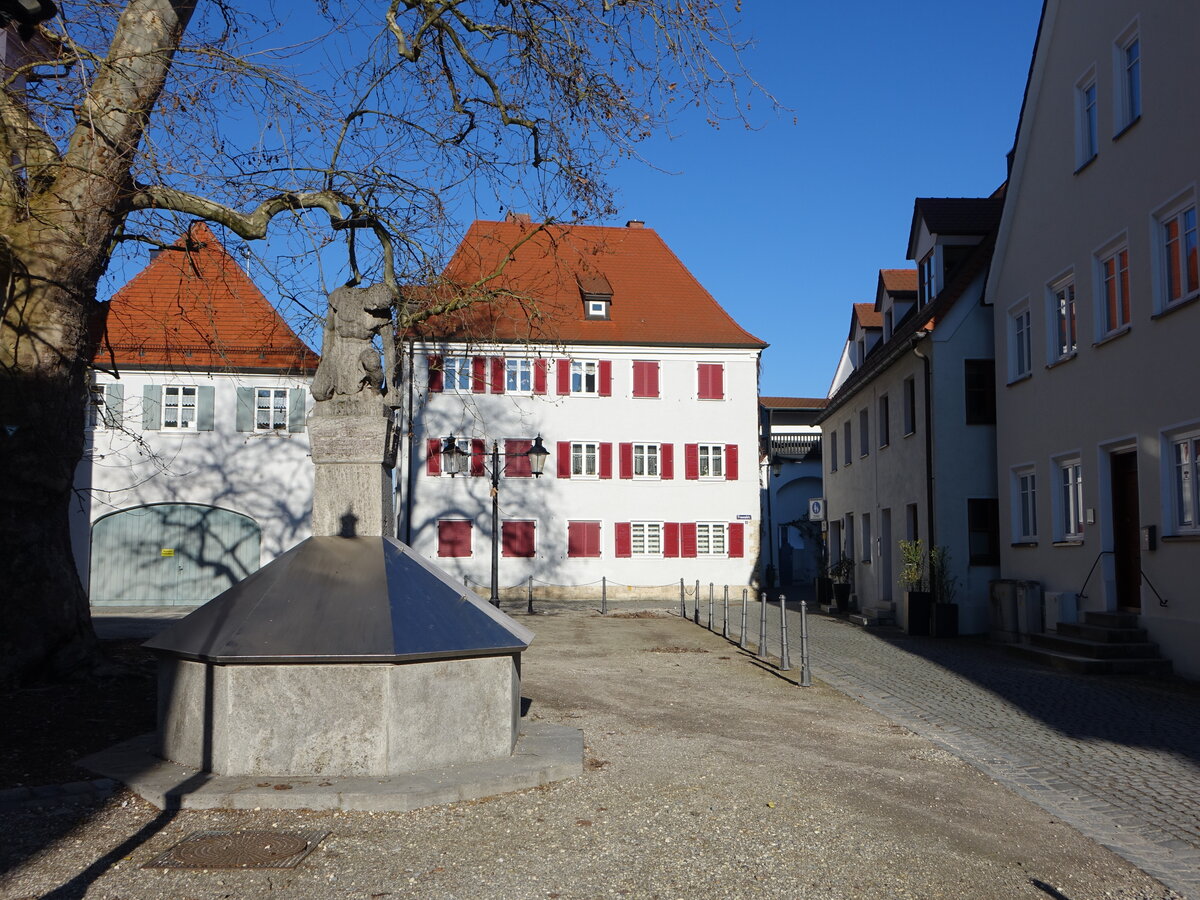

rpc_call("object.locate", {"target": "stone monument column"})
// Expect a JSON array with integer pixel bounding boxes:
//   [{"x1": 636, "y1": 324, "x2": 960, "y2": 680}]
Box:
[{"x1": 308, "y1": 283, "x2": 400, "y2": 538}]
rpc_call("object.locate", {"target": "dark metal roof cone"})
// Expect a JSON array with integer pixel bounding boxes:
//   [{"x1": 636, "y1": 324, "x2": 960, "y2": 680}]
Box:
[{"x1": 144, "y1": 536, "x2": 534, "y2": 664}]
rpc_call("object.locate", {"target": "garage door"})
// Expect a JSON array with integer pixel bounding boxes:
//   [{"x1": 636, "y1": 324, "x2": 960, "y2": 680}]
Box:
[{"x1": 90, "y1": 504, "x2": 261, "y2": 606}]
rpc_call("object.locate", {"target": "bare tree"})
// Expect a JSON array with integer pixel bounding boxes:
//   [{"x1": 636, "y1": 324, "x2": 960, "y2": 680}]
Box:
[{"x1": 0, "y1": 0, "x2": 763, "y2": 681}]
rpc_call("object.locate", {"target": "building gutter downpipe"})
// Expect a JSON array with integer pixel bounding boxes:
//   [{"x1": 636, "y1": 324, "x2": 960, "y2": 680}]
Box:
[{"x1": 912, "y1": 342, "x2": 935, "y2": 552}]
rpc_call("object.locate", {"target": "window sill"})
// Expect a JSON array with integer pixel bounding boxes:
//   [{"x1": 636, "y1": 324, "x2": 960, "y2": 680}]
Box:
[
  {"x1": 1112, "y1": 114, "x2": 1141, "y2": 141},
  {"x1": 1162, "y1": 533, "x2": 1200, "y2": 543},
  {"x1": 1152, "y1": 291, "x2": 1200, "y2": 320},
  {"x1": 1094, "y1": 325, "x2": 1132, "y2": 348},
  {"x1": 1006, "y1": 372, "x2": 1033, "y2": 387},
  {"x1": 1010, "y1": 541, "x2": 1038, "y2": 549},
  {"x1": 1074, "y1": 154, "x2": 1098, "y2": 175},
  {"x1": 1052, "y1": 539, "x2": 1084, "y2": 547},
  {"x1": 902, "y1": 430, "x2": 916, "y2": 439},
  {"x1": 879, "y1": 443, "x2": 890, "y2": 451},
  {"x1": 1045, "y1": 351, "x2": 1077, "y2": 370}
]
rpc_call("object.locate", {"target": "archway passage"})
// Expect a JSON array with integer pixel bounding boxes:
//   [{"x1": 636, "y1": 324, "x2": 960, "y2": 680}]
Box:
[{"x1": 90, "y1": 504, "x2": 261, "y2": 606}]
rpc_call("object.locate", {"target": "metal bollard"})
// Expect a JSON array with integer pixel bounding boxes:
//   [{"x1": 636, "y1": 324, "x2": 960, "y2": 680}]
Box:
[
  {"x1": 757, "y1": 592, "x2": 769, "y2": 660},
  {"x1": 679, "y1": 578, "x2": 686, "y2": 618},
  {"x1": 708, "y1": 583, "x2": 714, "y2": 630},
  {"x1": 527, "y1": 576, "x2": 534, "y2": 615},
  {"x1": 722, "y1": 585, "x2": 730, "y2": 639},
  {"x1": 779, "y1": 593, "x2": 791, "y2": 671},
  {"x1": 694, "y1": 580, "x2": 700, "y2": 624},
  {"x1": 602, "y1": 576, "x2": 608, "y2": 615},
  {"x1": 739, "y1": 589, "x2": 749, "y2": 650},
  {"x1": 799, "y1": 600, "x2": 812, "y2": 687}
]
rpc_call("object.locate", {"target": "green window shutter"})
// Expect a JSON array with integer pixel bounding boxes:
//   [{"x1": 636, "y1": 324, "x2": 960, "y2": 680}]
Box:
[
  {"x1": 196, "y1": 385, "x2": 216, "y2": 431},
  {"x1": 288, "y1": 388, "x2": 307, "y2": 433},
  {"x1": 104, "y1": 383, "x2": 124, "y2": 426},
  {"x1": 142, "y1": 385, "x2": 161, "y2": 430},
  {"x1": 236, "y1": 387, "x2": 255, "y2": 432}
]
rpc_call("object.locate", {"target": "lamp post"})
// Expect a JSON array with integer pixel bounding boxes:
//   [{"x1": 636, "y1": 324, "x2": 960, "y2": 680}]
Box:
[{"x1": 442, "y1": 433, "x2": 549, "y2": 608}]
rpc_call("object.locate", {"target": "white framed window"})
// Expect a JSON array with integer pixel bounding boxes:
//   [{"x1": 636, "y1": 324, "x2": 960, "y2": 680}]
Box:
[
  {"x1": 858, "y1": 408, "x2": 869, "y2": 458},
  {"x1": 571, "y1": 441, "x2": 599, "y2": 478},
  {"x1": 631, "y1": 522, "x2": 663, "y2": 557},
  {"x1": 829, "y1": 431, "x2": 838, "y2": 473},
  {"x1": 505, "y1": 358, "x2": 533, "y2": 393},
  {"x1": 1095, "y1": 239, "x2": 1131, "y2": 336},
  {"x1": 255, "y1": 387, "x2": 290, "y2": 430},
  {"x1": 89, "y1": 384, "x2": 122, "y2": 429},
  {"x1": 1008, "y1": 301, "x2": 1032, "y2": 381},
  {"x1": 585, "y1": 299, "x2": 609, "y2": 319},
  {"x1": 696, "y1": 522, "x2": 727, "y2": 557},
  {"x1": 1048, "y1": 275, "x2": 1077, "y2": 361},
  {"x1": 1012, "y1": 466, "x2": 1038, "y2": 542},
  {"x1": 161, "y1": 385, "x2": 198, "y2": 430},
  {"x1": 697, "y1": 443, "x2": 724, "y2": 478},
  {"x1": 1113, "y1": 22, "x2": 1140, "y2": 133},
  {"x1": 1155, "y1": 192, "x2": 1199, "y2": 311},
  {"x1": 443, "y1": 356, "x2": 472, "y2": 392},
  {"x1": 571, "y1": 360, "x2": 598, "y2": 395},
  {"x1": 1169, "y1": 429, "x2": 1200, "y2": 534},
  {"x1": 918, "y1": 250, "x2": 937, "y2": 306},
  {"x1": 878, "y1": 394, "x2": 890, "y2": 448},
  {"x1": 842, "y1": 420, "x2": 851, "y2": 466},
  {"x1": 1075, "y1": 69, "x2": 1098, "y2": 168},
  {"x1": 633, "y1": 443, "x2": 660, "y2": 478},
  {"x1": 1055, "y1": 456, "x2": 1084, "y2": 541},
  {"x1": 438, "y1": 435, "x2": 471, "y2": 477}
]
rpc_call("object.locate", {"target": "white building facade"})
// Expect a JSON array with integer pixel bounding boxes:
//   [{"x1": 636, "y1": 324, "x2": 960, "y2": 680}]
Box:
[
  {"x1": 71, "y1": 226, "x2": 316, "y2": 606},
  {"x1": 398, "y1": 218, "x2": 766, "y2": 595},
  {"x1": 987, "y1": 1, "x2": 1200, "y2": 677}
]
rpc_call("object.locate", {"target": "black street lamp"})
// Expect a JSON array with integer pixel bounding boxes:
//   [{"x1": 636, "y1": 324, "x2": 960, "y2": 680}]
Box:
[{"x1": 442, "y1": 433, "x2": 549, "y2": 607}]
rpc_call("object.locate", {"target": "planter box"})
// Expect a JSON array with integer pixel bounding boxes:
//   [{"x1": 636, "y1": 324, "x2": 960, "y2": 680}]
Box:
[
  {"x1": 931, "y1": 603, "x2": 959, "y2": 638},
  {"x1": 814, "y1": 577, "x2": 833, "y2": 608},
  {"x1": 833, "y1": 583, "x2": 852, "y2": 613},
  {"x1": 904, "y1": 590, "x2": 932, "y2": 636}
]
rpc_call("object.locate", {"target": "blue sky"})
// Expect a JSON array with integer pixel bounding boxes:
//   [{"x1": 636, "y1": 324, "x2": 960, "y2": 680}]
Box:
[{"x1": 598, "y1": 1, "x2": 1045, "y2": 399}]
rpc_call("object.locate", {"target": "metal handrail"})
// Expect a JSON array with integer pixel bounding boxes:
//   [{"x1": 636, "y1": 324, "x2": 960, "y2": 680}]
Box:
[{"x1": 1077, "y1": 549, "x2": 1168, "y2": 608}]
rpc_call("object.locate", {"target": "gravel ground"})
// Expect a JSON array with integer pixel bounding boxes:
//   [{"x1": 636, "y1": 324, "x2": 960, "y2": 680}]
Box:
[{"x1": 0, "y1": 607, "x2": 1180, "y2": 900}]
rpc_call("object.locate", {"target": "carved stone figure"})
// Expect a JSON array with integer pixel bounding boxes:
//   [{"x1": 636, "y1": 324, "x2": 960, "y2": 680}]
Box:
[{"x1": 311, "y1": 283, "x2": 398, "y2": 414}]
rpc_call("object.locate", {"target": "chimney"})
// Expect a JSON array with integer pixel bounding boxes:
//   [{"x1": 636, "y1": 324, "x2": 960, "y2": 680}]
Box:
[
  {"x1": 625, "y1": 219, "x2": 645, "y2": 229},
  {"x1": 505, "y1": 211, "x2": 533, "y2": 224}
]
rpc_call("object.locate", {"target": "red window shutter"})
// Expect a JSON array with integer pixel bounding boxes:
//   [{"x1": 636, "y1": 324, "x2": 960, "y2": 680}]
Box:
[
  {"x1": 438, "y1": 520, "x2": 471, "y2": 557},
  {"x1": 684, "y1": 443, "x2": 699, "y2": 480},
  {"x1": 698, "y1": 363, "x2": 724, "y2": 400},
  {"x1": 471, "y1": 356, "x2": 486, "y2": 393},
  {"x1": 725, "y1": 444, "x2": 739, "y2": 480},
  {"x1": 568, "y1": 521, "x2": 601, "y2": 558},
  {"x1": 663, "y1": 522, "x2": 680, "y2": 558},
  {"x1": 660, "y1": 443, "x2": 674, "y2": 480},
  {"x1": 428, "y1": 356, "x2": 443, "y2": 393},
  {"x1": 502, "y1": 521, "x2": 535, "y2": 558},
  {"x1": 471, "y1": 439, "x2": 486, "y2": 477},
  {"x1": 426, "y1": 438, "x2": 442, "y2": 476},
  {"x1": 491, "y1": 357, "x2": 506, "y2": 394},
  {"x1": 712, "y1": 364, "x2": 724, "y2": 399},
  {"x1": 632, "y1": 360, "x2": 658, "y2": 397},
  {"x1": 619, "y1": 442, "x2": 633, "y2": 479},
  {"x1": 615, "y1": 522, "x2": 632, "y2": 558},
  {"x1": 599, "y1": 360, "x2": 612, "y2": 397},
  {"x1": 534, "y1": 359, "x2": 548, "y2": 394},
  {"x1": 557, "y1": 359, "x2": 571, "y2": 395},
  {"x1": 599, "y1": 443, "x2": 613, "y2": 479},
  {"x1": 506, "y1": 439, "x2": 533, "y2": 477},
  {"x1": 648, "y1": 361, "x2": 660, "y2": 398},
  {"x1": 681, "y1": 522, "x2": 698, "y2": 558},
  {"x1": 557, "y1": 441, "x2": 572, "y2": 478},
  {"x1": 728, "y1": 522, "x2": 745, "y2": 558}
]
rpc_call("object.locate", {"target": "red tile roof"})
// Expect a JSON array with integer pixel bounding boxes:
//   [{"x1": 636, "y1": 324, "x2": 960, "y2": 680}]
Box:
[
  {"x1": 879, "y1": 268, "x2": 918, "y2": 295},
  {"x1": 853, "y1": 303, "x2": 883, "y2": 329},
  {"x1": 102, "y1": 224, "x2": 318, "y2": 373},
  {"x1": 409, "y1": 220, "x2": 766, "y2": 349},
  {"x1": 760, "y1": 396, "x2": 827, "y2": 409}
]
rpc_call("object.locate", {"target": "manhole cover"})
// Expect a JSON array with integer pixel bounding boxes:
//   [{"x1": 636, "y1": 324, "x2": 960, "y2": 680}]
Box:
[{"x1": 144, "y1": 829, "x2": 327, "y2": 869}]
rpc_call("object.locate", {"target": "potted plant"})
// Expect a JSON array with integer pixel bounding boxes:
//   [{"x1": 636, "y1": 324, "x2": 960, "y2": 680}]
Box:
[
  {"x1": 898, "y1": 539, "x2": 932, "y2": 636},
  {"x1": 929, "y1": 545, "x2": 960, "y2": 638},
  {"x1": 827, "y1": 556, "x2": 855, "y2": 613}
]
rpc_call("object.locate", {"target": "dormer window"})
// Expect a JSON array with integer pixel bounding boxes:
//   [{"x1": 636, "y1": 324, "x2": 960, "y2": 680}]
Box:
[
  {"x1": 918, "y1": 251, "x2": 937, "y2": 306},
  {"x1": 585, "y1": 297, "x2": 610, "y2": 319},
  {"x1": 884, "y1": 308, "x2": 894, "y2": 340}
]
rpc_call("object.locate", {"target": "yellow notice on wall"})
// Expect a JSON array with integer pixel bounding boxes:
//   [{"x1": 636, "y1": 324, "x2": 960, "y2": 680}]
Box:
[{"x1": 161, "y1": 548, "x2": 175, "y2": 557}]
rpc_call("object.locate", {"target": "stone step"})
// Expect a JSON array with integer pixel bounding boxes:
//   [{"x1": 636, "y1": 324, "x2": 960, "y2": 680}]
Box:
[
  {"x1": 1007, "y1": 643, "x2": 1173, "y2": 676},
  {"x1": 1030, "y1": 632, "x2": 1161, "y2": 659},
  {"x1": 1083, "y1": 610, "x2": 1141, "y2": 629},
  {"x1": 1056, "y1": 621, "x2": 1148, "y2": 643},
  {"x1": 849, "y1": 607, "x2": 896, "y2": 628}
]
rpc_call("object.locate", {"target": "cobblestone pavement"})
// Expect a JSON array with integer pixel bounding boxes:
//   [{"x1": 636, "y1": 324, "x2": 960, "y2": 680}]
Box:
[{"x1": 696, "y1": 594, "x2": 1200, "y2": 899}]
